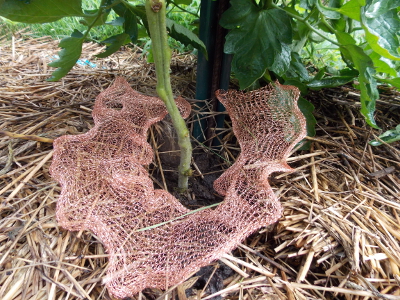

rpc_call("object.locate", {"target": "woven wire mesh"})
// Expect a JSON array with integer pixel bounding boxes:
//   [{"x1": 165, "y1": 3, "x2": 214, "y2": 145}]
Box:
[{"x1": 50, "y1": 77, "x2": 306, "y2": 298}]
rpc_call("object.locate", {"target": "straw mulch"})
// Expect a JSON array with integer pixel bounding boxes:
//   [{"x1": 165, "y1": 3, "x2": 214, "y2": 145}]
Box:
[{"x1": 1, "y1": 32, "x2": 400, "y2": 300}]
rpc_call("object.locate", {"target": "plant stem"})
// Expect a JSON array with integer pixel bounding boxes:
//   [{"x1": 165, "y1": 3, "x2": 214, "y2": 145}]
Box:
[
  {"x1": 169, "y1": 0, "x2": 200, "y2": 18},
  {"x1": 145, "y1": 0, "x2": 192, "y2": 191},
  {"x1": 83, "y1": 0, "x2": 106, "y2": 39}
]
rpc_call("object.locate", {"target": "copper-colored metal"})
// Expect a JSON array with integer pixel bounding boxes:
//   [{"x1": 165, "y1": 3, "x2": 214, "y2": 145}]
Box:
[{"x1": 50, "y1": 77, "x2": 306, "y2": 299}]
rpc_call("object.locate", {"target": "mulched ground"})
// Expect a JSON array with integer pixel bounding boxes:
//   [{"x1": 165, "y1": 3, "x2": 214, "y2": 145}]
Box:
[{"x1": 1, "y1": 31, "x2": 400, "y2": 300}]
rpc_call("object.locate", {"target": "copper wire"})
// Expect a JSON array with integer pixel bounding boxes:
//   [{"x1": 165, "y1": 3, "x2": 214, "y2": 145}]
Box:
[{"x1": 50, "y1": 78, "x2": 306, "y2": 299}]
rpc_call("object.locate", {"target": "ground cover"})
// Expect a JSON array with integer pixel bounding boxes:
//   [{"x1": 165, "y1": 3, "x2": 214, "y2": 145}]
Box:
[{"x1": 0, "y1": 33, "x2": 400, "y2": 300}]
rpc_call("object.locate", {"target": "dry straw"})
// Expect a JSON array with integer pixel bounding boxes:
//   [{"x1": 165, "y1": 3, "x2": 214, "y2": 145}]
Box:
[{"x1": 1, "y1": 31, "x2": 400, "y2": 299}]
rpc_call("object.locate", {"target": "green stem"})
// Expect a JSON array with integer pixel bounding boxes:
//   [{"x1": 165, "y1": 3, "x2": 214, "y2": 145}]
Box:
[
  {"x1": 320, "y1": 16, "x2": 336, "y2": 35},
  {"x1": 135, "y1": 202, "x2": 220, "y2": 232},
  {"x1": 83, "y1": 0, "x2": 106, "y2": 39},
  {"x1": 169, "y1": 0, "x2": 199, "y2": 18},
  {"x1": 145, "y1": 0, "x2": 192, "y2": 191},
  {"x1": 104, "y1": 0, "x2": 123, "y2": 10}
]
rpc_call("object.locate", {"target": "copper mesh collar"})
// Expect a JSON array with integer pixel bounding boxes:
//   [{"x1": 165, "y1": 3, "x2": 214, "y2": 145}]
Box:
[{"x1": 50, "y1": 77, "x2": 306, "y2": 298}]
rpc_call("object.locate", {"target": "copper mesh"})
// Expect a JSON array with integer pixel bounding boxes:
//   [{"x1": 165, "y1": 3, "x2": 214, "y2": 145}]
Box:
[{"x1": 50, "y1": 78, "x2": 306, "y2": 299}]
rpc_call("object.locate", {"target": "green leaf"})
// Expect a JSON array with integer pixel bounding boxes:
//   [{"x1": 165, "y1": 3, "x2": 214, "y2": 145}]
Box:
[
  {"x1": 112, "y1": 3, "x2": 139, "y2": 43},
  {"x1": 369, "y1": 124, "x2": 400, "y2": 146},
  {"x1": 106, "y1": 16, "x2": 125, "y2": 26},
  {"x1": 297, "y1": 96, "x2": 316, "y2": 149},
  {"x1": 308, "y1": 76, "x2": 355, "y2": 89},
  {"x1": 337, "y1": 0, "x2": 361, "y2": 21},
  {"x1": 365, "y1": 0, "x2": 400, "y2": 18},
  {"x1": 80, "y1": 9, "x2": 110, "y2": 27},
  {"x1": 123, "y1": 3, "x2": 147, "y2": 25},
  {"x1": 282, "y1": 5, "x2": 303, "y2": 18},
  {"x1": 313, "y1": 68, "x2": 326, "y2": 81},
  {"x1": 146, "y1": 45, "x2": 154, "y2": 63},
  {"x1": 96, "y1": 33, "x2": 129, "y2": 58},
  {"x1": 369, "y1": 51, "x2": 397, "y2": 77},
  {"x1": 339, "y1": 68, "x2": 359, "y2": 77},
  {"x1": 284, "y1": 79, "x2": 308, "y2": 95},
  {"x1": 335, "y1": 30, "x2": 356, "y2": 45},
  {"x1": 332, "y1": 13, "x2": 347, "y2": 32},
  {"x1": 271, "y1": 44, "x2": 291, "y2": 76},
  {"x1": 309, "y1": 31, "x2": 325, "y2": 43},
  {"x1": 340, "y1": 44, "x2": 380, "y2": 128},
  {"x1": 300, "y1": 0, "x2": 316, "y2": 10},
  {"x1": 292, "y1": 21, "x2": 310, "y2": 53},
  {"x1": 137, "y1": 26, "x2": 148, "y2": 39},
  {"x1": 47, "y1": 30, "x2": 84, "y2": 81},
  {"x1": 298, "y1": 97, "x2": 316, "y2": 137},
  {"x1": 121, "y1": 3, "x2": 150, "y2": 40},
  {"x1": 285, "y1": 52, "x2": 311, "y2": 82},
  {"x1": 0, "y1": 0, "x2": 84, "y2": 23},
  {"x1": 361, "y1": 2, "x2": 400, "y2": 60},
  {"x1": 220, "y1": 0, "x2": 292, "y2": 89},
  {"x1": 166, "y1": 18, "x2": 207, "y2": 58},
  {"x1": 377, "y1": 77, "x2": 400, "y2": 89},
  {"x1": 174, "y1": 0, "x2": 193, "y2": 5},
  {"x1": 316, "y1": 0, "x2": 340, "y2": 19},
  {"x1": 292, "y1": 19, "x2": 308, "y2": 41}
]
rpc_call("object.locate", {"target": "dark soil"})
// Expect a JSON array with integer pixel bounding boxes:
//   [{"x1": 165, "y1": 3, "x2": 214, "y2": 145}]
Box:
[
  {"x1": 154, "y1": 121, "x2": 227, "y2": 208},
  {"x1": 189, "y1": 263, "x2": 235, "y2": 300}
]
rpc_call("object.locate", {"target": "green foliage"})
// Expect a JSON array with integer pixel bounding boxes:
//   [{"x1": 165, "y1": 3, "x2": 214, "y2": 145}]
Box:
[
  {"x1": 96, "y1": 33, "x2": 130, "y2": 58},
  {"x1": 307, "y1": 74, "x2": 355, "y2": 88},
  {"x1": 219, "y1": 0, "x2": 400, "y2": 130},
  {"x1": 1, "y1": 0, "x2": 399, "y2": 134},
  {"x1": 336, "y1": 0, "x2": 361, "y2": 20},
  {"x1": 172, "y1": 0, "x2": 193, "y2": 6},
  {"x1": 47, "y1": 29, "x2": 84, "y2": 81},
  {"x1": 111, "y1": 3, "x2": 139, "y2": 42},
  {"x1": 341, "y1": 44, "x2": 379, "y2": 128},
  {"x1": 166, "y1": 18, "x2": 207, "y2": 59},
  {"x1": 378, "y1": 77, "x2": 400, "y2": 89},
  {"x1": 0, "y1": 0, "x2": 84, "y2": 23},
  {"x1": 0, "y1": 0, "x2": 205, "y2": 81},
  {"x1": 361, "y1": 0, "x2": 400, "y2": 61},
  {"x1": 297, "y1": 97, "x2": 316, "y2": 149},
  {"x1": 94, "y1": 3, "x2": 138, "y2": 58},
  {"x1": 80, "y1": 8, "x2": 110, "y2": 27},
  {"x1": 220, "y1": 0, "x2": 292, "y2": 89},
  {"x1": 369, "y1": 124, "x2": 400, "y2": 146},
  {"x1": 0, "y1": 13, "x2": 123, "y2": 42}
]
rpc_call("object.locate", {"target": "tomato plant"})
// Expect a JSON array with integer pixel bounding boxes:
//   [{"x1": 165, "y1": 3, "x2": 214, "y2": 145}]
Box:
[
  {"x1": 220, "y1": 0, "x2": 400, "y2": 128},
  {"x1": 0, "y1": 0, "x2": 202, "y2": 190}
]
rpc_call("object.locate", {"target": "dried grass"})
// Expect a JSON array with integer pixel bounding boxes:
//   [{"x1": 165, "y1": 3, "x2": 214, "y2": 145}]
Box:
[{"x1": 1, "y1": 31, "x2": 400, "y2": 300}]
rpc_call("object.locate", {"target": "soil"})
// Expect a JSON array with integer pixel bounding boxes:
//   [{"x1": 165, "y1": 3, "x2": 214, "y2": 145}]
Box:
[{"x1": 154, "y1": 120, "x2": 227, "y2": 207}]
